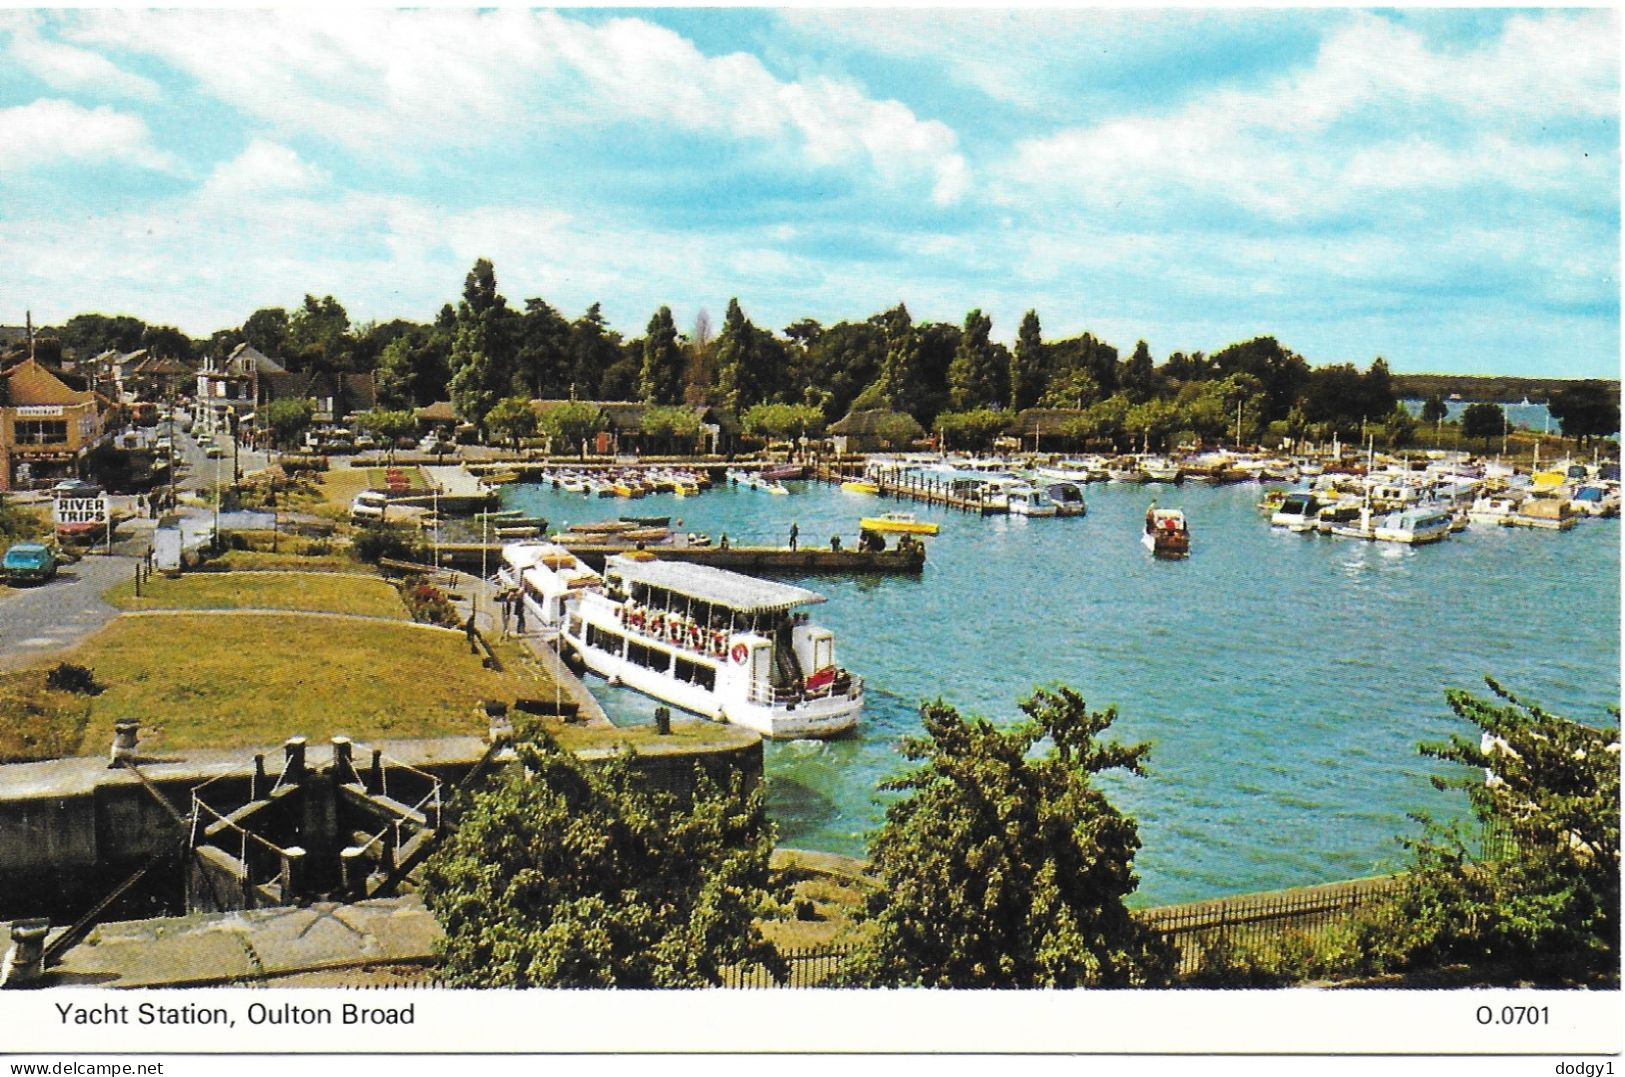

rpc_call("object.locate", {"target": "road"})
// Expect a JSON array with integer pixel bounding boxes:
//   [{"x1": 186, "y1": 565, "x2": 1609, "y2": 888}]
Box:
[{"x1": 0, "y1": 552, "x2": 137, "y2": 670}]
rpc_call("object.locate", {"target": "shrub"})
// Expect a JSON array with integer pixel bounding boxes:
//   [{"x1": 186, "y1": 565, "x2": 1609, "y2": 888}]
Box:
[
  {"x1": 46, "y1": 663, "x2": 102, "y2": 695},
  {"x1": 354, "y1": 526, "x2": 425, "y2": 565}
]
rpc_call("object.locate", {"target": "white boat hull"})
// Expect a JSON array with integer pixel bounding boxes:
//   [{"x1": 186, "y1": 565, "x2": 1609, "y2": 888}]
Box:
[{"x1": 572, "y1": 634, "x2": 861, "y2": 738}]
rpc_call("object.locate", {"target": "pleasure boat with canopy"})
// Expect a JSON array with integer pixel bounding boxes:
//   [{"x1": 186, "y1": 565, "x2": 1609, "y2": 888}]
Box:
[{"x1": 501, "y1": 543, "x2": 862, "y2": 738}]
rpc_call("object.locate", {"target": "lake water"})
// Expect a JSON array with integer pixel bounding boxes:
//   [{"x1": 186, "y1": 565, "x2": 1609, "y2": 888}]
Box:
[{"x1": 500, "y1": 476, "x2": 1619, "y2": 906}]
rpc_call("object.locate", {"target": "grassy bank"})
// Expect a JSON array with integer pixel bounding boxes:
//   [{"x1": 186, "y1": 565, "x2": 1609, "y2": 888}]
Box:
[
  {"x1": 0, "y1": 668, "x2": 95, "y2": 762},
  {"x1": 105, "y1": 571, "x2": 405, "y2": 618},
  {"x1": 55, "y1": 613, "x2": 552, "y2": 752}
]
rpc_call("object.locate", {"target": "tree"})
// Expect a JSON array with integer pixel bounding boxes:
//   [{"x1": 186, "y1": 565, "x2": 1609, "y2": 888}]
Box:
[
  {"x1": 241, "y1": 307, "x2": 290, "y2": 359},
  {"x1": 1420, "y1": 394, "x2": 1449, "y2": 425},
  {"x1": 139, "y1": 324, "x2": 194, "y2": 361},
  {"x1": 422, "y1": 732, "x2": 784, "y2": 987},
  {"x1": 640, "y1": 405, "x2": 703, "y2": 454},
  {"x1": 933, "y1": 409, "x2": 1013, "y2": 453},
  {"x1": 1460, "y1": 402, "x2": 1505, "y2": 448},
  {"x1": 1010, "y1": 309, "x2": 1047, "y2": 412},
  {"x1": 485, "y1": 396, "x2": 538, "y2": 450},
  {"x1": 1396, "y1": 681, "x2": 1619, "y2": 986},
  {"x1": 1120, "y1": 340, "x2": 1158, "y2": 404},
  {"x1": 741, "y1": 402, "x2": 823, "y2": 442},
  {"x1": 1208, "y1": 336, "x2": 1310, "y2": 422},
  {"x1": 639, "y1": 306, "x2": 685, "y2": 405},
  {"x1": 569, "y1": 303, "x2": 622, "y2": 399},
  {"x1": 448, "y1": 260, "x2": 519, "y2": 428},
  {"x1": 375, "y1": 326, "x2": 452, "y2": 408},
  {"x1": 1381, "y1": 404, "x2": 1418, "y2": 449},
  {"x1": 713, "y1": 299, "x2": 785, "y2": 415},
  {"x1": 1548, "y1": 381, "x2": 1621, "y2": 446},
  {"x1": 286, "y1": 295, "x2": 354, "y2": 374},
  {"x1": 538, "y1": 401, "x2": 602, "y2": 457},
  {"x1": 260, "y1": 398, "x2": 315, "y2": 449},
  {"x1": 843, "y1": 686, "x2": 1174, "y2": 988},
  {"x1": 353, "y1": 408, "x2": 417, "y2": 456},
  {"x1": 513, "y1": 298, "x2": 571, "y2": 400},
  {"x1": 55, "y1": 313, "x2": 146, "y2": 357},
  {"x1": 946, "y1": 309, "x2": 1004, "y2": 411}
]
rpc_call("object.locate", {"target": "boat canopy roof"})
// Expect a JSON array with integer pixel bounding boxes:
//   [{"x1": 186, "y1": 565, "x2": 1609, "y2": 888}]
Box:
[{"x1": 607, "y1": 556, "x2": 826, "y2": 613}]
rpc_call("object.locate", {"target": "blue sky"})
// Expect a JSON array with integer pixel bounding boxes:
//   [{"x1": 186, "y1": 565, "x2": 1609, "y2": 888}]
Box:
[{"x1": 0, "y1": 7, "x2": 1617, "y2": 378}]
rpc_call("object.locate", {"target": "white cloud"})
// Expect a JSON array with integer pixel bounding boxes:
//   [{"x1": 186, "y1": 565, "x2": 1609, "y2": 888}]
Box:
[
  {"x1": 199, "y1": 139, "x2": 327, "y2": 201},
  {"x1": 0, "y1": 98, "x2": 176, "y2": 173},
  {"x1": 62, "y1": 9, "x2": 969, "y2": 205},
  {"x1": 4, "y1": 17, "x2": 160, "y2": 101},
  {"x1": 994, "y1": 10, "x2": 1617, "y2": 224}
]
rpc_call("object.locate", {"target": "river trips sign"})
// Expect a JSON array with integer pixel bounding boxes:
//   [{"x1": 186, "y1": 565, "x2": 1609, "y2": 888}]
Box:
[{"x1": 53, "y1": 492, "x2": 109, "y2": 530}]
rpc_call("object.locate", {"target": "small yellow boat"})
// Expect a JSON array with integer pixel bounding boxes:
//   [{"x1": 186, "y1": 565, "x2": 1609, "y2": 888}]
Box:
[
  {"x1": 841, "y1": 479, "x2": 880, "y2": 495},
  {"x1": 860, "y1": 512, "x2": 940, "y2": 536}
]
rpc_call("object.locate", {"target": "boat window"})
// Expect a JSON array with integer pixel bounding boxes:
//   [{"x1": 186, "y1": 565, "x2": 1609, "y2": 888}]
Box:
[
  {"x1": 626, "y1": 639, "x2": 668, "y2": 672},
  {"x1": 587, "y1": 624, "x2": 625, "y2": 656},
  {"x1": 675, "y1": 656, "x2": 716, "y2": 691}
]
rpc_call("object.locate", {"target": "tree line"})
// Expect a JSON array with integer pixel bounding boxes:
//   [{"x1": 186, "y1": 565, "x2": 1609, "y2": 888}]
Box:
[{"x1": 36, "y1": 257, "x2": 1619, "y2": 450}]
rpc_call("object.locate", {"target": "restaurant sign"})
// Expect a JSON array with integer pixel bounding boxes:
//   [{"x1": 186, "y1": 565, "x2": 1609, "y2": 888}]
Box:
[{"x1": 15, "y1": 405, "x2": 65, "y2": 417}]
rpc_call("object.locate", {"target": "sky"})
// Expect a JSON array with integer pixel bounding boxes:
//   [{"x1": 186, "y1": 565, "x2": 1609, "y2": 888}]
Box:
[{"x1": 0, "y1": 7, "x2": 1618, "y2": 378}]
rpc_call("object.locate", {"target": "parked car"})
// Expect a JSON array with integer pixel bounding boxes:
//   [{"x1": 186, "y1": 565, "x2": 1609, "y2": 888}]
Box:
[
  {"x1": 205, "y1": 444, "x2": 225, "y2": 458},
  {"x1": 3, "y1": 543, "x2": 58, "y2": 584}
]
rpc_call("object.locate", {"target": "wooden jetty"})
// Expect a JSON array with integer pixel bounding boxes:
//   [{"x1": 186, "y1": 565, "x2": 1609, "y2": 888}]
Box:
[
  {"x1": 812, "y1": 464, "x2": 1004, "y2": 515},
  {"x1": 432, "y1": 541, "x2": 924, "y2": 575}
]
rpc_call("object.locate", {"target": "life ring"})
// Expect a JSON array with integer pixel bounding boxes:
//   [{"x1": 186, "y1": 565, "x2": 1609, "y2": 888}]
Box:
[{"x1": 730, "y1": 643, "x2": 749, "y2": 664}]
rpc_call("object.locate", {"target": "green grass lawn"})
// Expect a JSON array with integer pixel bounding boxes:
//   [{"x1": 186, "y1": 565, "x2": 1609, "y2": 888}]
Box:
[
  {"x1": 0, "y1": 668, "x2": 93, "y2": 763},
  {"x1": 56, "y1": 613, "x2": 555, "y2": 752},
  {"x1": 104, "y1": 571, "x2": 407, "y2": 618}
]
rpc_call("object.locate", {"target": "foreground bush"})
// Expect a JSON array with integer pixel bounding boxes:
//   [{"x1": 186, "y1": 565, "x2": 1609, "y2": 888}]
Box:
[{"x1": 422, "y1": 730, "x2": 784, "y2": 987}]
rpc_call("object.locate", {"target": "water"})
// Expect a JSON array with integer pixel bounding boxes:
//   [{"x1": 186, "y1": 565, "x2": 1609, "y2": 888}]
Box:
[
  {"x1": 1400, "y1": 398, "x2": 1559, "y2": 433},
  {"x1": 499, "y1": 476, "x2": 1620, "y2": 905}
]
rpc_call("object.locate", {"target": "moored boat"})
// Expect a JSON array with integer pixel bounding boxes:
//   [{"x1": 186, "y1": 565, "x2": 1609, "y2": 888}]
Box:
[
  {"x1": 859, "y1": 512, "x2": 941, "y2": 536},
  {"x1": 1045, "y1": 482, "x2": 1087, "y2": 516},
  {"x1": 840, "y1": 479, "x2": 880, "y2": 495},
  {"x1": 1006, "y1": 484, "x2": 1058, "y2": 517},
  {"x1": 500, "y1": 543, "x2": 863, "y2": 738}
]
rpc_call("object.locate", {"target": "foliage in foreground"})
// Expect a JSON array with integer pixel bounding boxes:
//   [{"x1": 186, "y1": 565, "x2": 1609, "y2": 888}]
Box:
[
  {"x1": 422, "y1": 731, "x2": 785, "y2": 987},
  {"x1": 1190, "y1": 680, "x2": 1621, "y2": 988},
  {"x1": 1395, "y1": 680, "x2": 1620, "y2": 987},
  {"x1": 843, "y1": 686, "x2": 1175, "y2": 988}
]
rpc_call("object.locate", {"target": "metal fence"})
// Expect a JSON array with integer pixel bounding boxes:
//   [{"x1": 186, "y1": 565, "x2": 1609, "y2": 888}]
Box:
[
  {"x1": 722, "y1": 945, "x2": 857, "y2": 989},
  {"x1": 1135, "y1": 875, "x2": 1403, "y2": 979}
]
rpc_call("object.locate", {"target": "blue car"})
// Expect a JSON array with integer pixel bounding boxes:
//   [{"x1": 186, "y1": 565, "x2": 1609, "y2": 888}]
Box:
[{"x1": 3, "y1": 543, "x2": 58, "y2": 584}]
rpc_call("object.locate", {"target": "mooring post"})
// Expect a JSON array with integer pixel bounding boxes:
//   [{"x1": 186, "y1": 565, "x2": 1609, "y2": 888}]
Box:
[
  {"x1": 331, "y1": 736, "x2": 353, "y2": 785},
  {"x1": 339, "y1": 846, "x2": 366, "y2": 898},
  {"x1": 283, "y1": 736, "x2": 307, "y2": 784},
  {"x1": 0, "y1": 919, "x2": 50, "y2": 988},
  {"x1": 280, "y1": 846, "x2": 306, "y2": 904},
  {"x1": 109, "y1": 719, "x2": 139, "y2": 768}
]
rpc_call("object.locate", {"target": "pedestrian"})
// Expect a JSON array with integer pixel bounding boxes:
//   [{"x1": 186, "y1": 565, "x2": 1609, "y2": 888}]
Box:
[
  {"x1": 788, "y1": 521, "x2": 799, "y2": 551},
  {"x1": 465, "y1": 611, "x2": 479, "y2": 653},
  {"x1": 514, "y1": 595, "x2": 527, "y2": 634},
  {"x1": 499, "y1": 590, "x2": 512, "y2": 638}
]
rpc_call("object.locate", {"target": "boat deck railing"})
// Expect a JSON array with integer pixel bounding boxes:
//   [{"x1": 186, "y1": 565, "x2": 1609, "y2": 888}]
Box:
[{"x1": 747, "y1": 673, "x2": 863, "y2": 708}]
